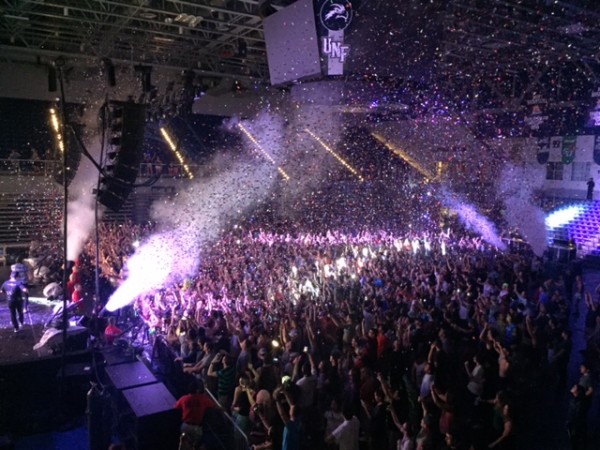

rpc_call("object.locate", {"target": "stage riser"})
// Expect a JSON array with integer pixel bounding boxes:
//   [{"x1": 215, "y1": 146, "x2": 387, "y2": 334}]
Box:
[{"x1": 0, "y1": 352, "x2": 93, "y2": 435}]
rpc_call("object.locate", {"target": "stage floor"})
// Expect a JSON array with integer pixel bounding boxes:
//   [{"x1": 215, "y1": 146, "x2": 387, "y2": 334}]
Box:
[{"x1": 0, "y1": 296, "x2": 61, "y2": 364}]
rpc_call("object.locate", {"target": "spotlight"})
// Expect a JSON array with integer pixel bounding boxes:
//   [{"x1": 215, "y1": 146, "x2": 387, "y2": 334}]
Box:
[
  {"x1": 160, "y1": 127, "x2": 194, "y2": 179},
  {"x1": 189, "y1": 16, "x2": 202, "y2": 27},
  {"x1": 305, "y1": 128, "x2": 363, "y2": 182},
  {"x1": 49, "y1": 108, "x2": 64, "y2": 154},
  {"x1": 175, "y1": 13, "x2": 192, "y2": 22},
  {"x1": 238, "y1": 123, "x2": 290, "y2": 180},
  {"x1": 371, "y1": 132, "x2": 436, "y2": 181}
]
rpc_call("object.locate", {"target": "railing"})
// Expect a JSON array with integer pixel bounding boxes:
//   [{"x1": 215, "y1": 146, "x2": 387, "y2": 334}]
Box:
[
  {"x1": 150, "y1": 336, "x2": 249, "y2": 450},
  {"x1": 204, "y1": 388, "x2": 250, "y2": 450},
  {"x1": 0, "y1": 159, "x2": 60, "y2": 176},
  {"x1": 139, "y1": 163, "x2": 201, "y2": 179},
  {"x1": 0, "y1": 159, "x2": 200, "y2": 179}
]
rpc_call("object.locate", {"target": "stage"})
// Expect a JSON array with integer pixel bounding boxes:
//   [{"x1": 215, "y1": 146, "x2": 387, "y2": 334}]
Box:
[
  {"x1": 0, "y1": 296, "x2": 59, "y2": 364},
  {"x1": 0, "y1": 291, "x2": 94, "y2": 438}
]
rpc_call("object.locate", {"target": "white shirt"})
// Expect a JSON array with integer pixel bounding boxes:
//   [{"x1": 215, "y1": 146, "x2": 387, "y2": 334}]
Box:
[
  {"x1": 398, "y1": 435, "x2": 414, "y2": 450},
  {"x1": 324, "y1": 410, "x2": 344, "y2": 438},
  {"x1": 420, "y1": 373, "x2": 434, "y2": 399},
  {"x1": 296, "y1": 375, "x2": 317, "y2": 409},
  {"x1": 331, "y1": 416, "x2": 360, "y2": 450}
]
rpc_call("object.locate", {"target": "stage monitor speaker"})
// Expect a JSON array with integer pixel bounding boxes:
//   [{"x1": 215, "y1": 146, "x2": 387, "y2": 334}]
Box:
[
  {"x1": 120, "y1": 382, "x2": 179, "y2": 450},
  {"x1": 102, "y1": 346, "x2": 138, "y2": 366},
  {"x1": 106, "y1": 361, "x2": 157, "y2": 390}
]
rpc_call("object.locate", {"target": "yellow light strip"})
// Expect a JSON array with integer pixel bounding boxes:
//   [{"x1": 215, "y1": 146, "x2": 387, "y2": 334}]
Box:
[
  {"x1": 49, "y1": 108, "x2": 64, "y2": 154},
  {"x1": 371, "y1": 132, "x2": 436, "y2": 181},
  {"x1": 304, "y1": 128, "x2": 364, "y2": 182},
  {"x1": 238, "y1": 123, "x2": 290, "y2": 181},
  {"x1": 159, "y1": 127, "x2": 194, "y2": 179}
]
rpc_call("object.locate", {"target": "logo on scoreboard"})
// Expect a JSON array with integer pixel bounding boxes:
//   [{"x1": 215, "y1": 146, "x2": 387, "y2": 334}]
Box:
[{"x1": 320, "y1": 0, "x2": 353, "y2": 32}]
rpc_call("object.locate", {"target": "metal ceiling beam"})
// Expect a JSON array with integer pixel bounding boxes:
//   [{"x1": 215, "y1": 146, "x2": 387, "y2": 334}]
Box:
[{"x1": 0, "y1": 44, "x2": 265, "y2": 81}]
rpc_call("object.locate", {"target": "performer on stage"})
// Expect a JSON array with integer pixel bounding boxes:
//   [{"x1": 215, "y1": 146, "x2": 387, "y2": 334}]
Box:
[{"x1": 1, "y1": 271, "x2": 29, "y2": 333}]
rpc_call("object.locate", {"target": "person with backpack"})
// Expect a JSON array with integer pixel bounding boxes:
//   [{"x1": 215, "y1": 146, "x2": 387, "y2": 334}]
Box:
[{"x1": 1, "y1": 271, "x2": 29, "y2": 333}]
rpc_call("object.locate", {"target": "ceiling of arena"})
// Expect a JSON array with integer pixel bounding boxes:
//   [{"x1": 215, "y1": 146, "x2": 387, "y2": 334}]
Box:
[
  {"x1": 0, "y1": 0, "x2": 600, "y2": 103},
  {"x1": 0, "y1": 0, "x2": 285, "y2": 81}
]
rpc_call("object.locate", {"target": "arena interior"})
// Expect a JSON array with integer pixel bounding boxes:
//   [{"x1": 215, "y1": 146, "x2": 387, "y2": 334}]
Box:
[{"x1": 0, "y1": 1, "x2": 600, "y2": 450}]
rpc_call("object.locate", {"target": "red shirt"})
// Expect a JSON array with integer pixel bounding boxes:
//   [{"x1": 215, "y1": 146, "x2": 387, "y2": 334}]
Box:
[
  {"x1": 175, "y1": 393, "x2": 216, "y2": 425},
  {"x1": 104, "y1": 324, "x2": 122, "y2": 345},
  {"x1": 72, "y1": 289, "x2": 83, "y2": 303},
  {"x1": 376, "y1": 334, "x2": 389, "y2": 359}
]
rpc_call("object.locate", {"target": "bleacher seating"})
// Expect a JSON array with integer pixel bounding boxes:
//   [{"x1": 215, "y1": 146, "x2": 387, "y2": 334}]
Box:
[{"x1": 546, "y1": 200, "x2": 600, "y2": 260}]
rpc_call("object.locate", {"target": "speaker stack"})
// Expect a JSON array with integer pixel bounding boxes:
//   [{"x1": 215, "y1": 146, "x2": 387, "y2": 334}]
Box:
[
  {"x1": 99, "y1": 350, "x2": 180, "y2": 450},
  {"x1": 97, "y1": 100, "x2": 146, "y2": 212}
]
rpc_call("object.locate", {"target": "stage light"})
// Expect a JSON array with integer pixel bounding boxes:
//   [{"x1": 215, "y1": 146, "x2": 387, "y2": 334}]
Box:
[
  {"x1": 189, "y1": 16, "x2": 202, "y2": 27},
  {"x1": 175, "y1": 13, "x2": 188, "y2": 22},
  {"x1": 371, "y1": 132, "x2": 436, "y2": 181},
  {"x1": 271, "y1": 339, "x2": 280, "y2": 348},
  {"x1": 237, "y1": 123, "x2": 290, "y2": 181},
  {"x1": 159, "y1": 127, "x2": 194, "y2": 179},
  {"x1": 304, "y1": 128, "x2": 364, "y2": 182},
  {"x1": 49, "y1": 108, "x2": 64, "y2": 154}
]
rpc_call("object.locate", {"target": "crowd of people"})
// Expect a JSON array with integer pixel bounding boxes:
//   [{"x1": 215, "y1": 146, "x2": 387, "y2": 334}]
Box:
[{"x1": 101, "y1": 224, "x2": 599, "y2": 450}]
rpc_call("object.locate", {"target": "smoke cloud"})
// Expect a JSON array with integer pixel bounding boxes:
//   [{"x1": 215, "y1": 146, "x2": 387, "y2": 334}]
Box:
[
  {"x1": 106, "y1": 91, "x2": 355, "y2": 311},
  {"x1": 497, "y1": 163, "x2": 547, "y2": 256},
  {"x1": 439, "y1": 187, "x2": 507, "y2": 250},
  {"x1": 105, "y1": 109, "x2": 287, "y2": 311},
  {"x1": 65, "y1": 106, "x2": 104, "y2": 261}
]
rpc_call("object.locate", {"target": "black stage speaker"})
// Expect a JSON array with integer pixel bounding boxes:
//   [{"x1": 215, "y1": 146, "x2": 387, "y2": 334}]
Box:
[
  {"x1": 106, "y1": 361, "x2": 157, "y2": 390},
  {"x1": 120, "y1": 382, "x2": 180, "y2": 450},
  {"x1": 97, "y1": 100, "x2": 146, "y2": 211},
  {"x1": 102, "y1": 346, "x2": 138, "y2": 366}
]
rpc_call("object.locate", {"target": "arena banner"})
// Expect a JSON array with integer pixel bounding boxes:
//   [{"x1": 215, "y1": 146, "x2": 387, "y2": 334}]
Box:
[
  {"x1": 525, "y1": 95, "x2": 548, "y2": 133},
  {"x1": 588, "y1": 86, "x2": 600, "y2": 128},
  {"x1": 536, "y1": 137, "x2": 549, "y2": 164},
  {"x1": 317, "y1": 0, "x2": 352, "y2": 75},
  {"x1": 549, "y1": 136, "x2": 563, "y2": 161},
  {"x1": 561, "y1": 135, "x2": 576, "y2": 164},
  {"x1": 594, "y1": 135, "x2": 600, "y2": 165}
]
